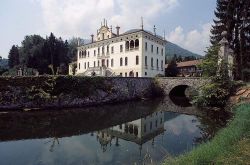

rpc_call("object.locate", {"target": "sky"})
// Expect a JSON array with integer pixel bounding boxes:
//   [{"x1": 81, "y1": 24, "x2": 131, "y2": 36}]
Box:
[{"x1": 0, "y1": 0, "x2": 216, "y2": 58}]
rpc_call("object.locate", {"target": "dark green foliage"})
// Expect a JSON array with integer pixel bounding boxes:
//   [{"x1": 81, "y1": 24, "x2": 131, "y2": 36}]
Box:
[
  {"x1": 8, "y1": 45, "x2": 20, "y2": 68},
  {"x1": 194, "y1": 60, "x2": 232, "y2": 108},
  {"x1": 165, "y1": 57, "x2": 179, "y2": 77},
  {"x1": 211, "y1": 0, "x2": 250, "y2": 80},
  {"x1": 7, "y1": 34, "x2": 81, "y2": 75},
  {"x1": 53, "y1": 76, "x2": 110, "y2": 97}
]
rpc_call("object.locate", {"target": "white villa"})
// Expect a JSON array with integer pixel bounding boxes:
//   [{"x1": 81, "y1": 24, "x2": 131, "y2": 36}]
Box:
[{"x1": 70, "y1": 19, "x2": 167, "y2": 77}]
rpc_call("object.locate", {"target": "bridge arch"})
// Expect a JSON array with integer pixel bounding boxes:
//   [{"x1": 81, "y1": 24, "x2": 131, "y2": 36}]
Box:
[{"x1": 156, "y1": 77, "x2": 208, "y2": 96}]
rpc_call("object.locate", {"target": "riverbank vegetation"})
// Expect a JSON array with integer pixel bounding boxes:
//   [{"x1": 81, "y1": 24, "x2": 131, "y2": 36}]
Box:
[{"x1": 164, "y1": 103, "x2": 250, "y2": 165}]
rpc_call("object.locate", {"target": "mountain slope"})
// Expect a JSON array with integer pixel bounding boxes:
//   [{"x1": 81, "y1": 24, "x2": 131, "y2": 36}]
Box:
[
  {"x1": 0, "y1": 59, "x2": 8, "y2": 69},
  {"x1": 165, "y1": 42, "x2": 202, "y2": 58}
]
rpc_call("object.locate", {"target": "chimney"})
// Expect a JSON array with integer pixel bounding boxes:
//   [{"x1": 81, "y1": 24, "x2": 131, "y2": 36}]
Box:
[
  {"x1": 116, "y1": 26, "x2": 120, "y2": 36},
  {"x1": 91, "y1": 34, "x2": 94, "y2": 43}
]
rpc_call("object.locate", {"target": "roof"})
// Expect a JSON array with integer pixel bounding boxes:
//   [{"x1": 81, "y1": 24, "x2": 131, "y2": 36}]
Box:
[
  {"x1": 177, "y1": 60, "x2": 202, "y2": 67},
  {"x1": 165, "y1": 60, "x2": 202, "y2": 68}
]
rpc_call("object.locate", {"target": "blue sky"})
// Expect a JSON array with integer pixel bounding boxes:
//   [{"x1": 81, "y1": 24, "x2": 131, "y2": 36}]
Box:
[{"x1": 0, "y1": 0, "x2": 216, "y2": 58}]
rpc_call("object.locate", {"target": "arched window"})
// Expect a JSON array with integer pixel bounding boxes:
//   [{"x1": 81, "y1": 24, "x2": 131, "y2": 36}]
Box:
[
  {"x1": 135, "y1": 39, "x2": 139, "y2": 49},
  {"x1": 136, "y1": 56, "x2": 139, "y2": 65},
  {"x1": 125, "y1": 57, "x2": 128, "y2": 66},
  {"x1": 130, "y1": 40, "x2": 135, "y2": 50},
  {"x1": 120, "y1": 58, "x2": 123, "y2": 66},
  {"x1": 125, "y1": 41, "x2": 129, "y2": 51},
  {"x1": 111, "y1": 59, "x2": 114, "y2": 67}
]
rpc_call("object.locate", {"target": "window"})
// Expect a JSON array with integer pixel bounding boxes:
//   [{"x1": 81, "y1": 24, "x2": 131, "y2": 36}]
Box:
[
  {"x1": 151, "y1": 58, "x2": 154, "y2": 68},
  {"x1": 155, "y1": 120, "x2": 158, "y2": 128},
  {"x1": 79, "y1": 63, "x2": 80, "y2": 69},
  {"x1": 136, "y1": 56, "x2": 139, "y2": 65},
  {"x1": 151, "y1": 45, "x2": 153, "y2": 53},
  {"x1": 111, "y1": 59, "x2": 114, "y2": 67},
  {"x1": 126, "y1": 41, "x2": 129, "y2": 50},
  {"x1": 120, "y1": 73, "x2": 123, "y2": 76},
  {"x1": 157, "y1": 59, "x2": 159, "y2": 69},
  {"x1": 98, "y1": 60, "x2": 100, "y2": 67},
  {"x1": 161, "y1": 60, "x2": 163, "y2": 69},
  {"x1": 84, "y1": 62, "x2": 86, "y2": 69},
  {"x1": 106, "y1": 59, "x2": 109, "y2": 67},
  {"x1": 94, "y1": 61, "x2": 96, "y2": 67},
  {"x1": 111, "y1": 46, "x2": 114, "y2": 54},
  {"x1": 136, "y1": 72, "x2": 138, "y2": 77},
  {"x1": 88, "y1": 51, "x2": 90, "y2": 57},
  {"x1": 125, "y1": 57, "x2": 128, "y2": 66},
  {"x1": 130, "y1": 40, "x2": 134, "y2": 50},
  {"x1": 98, "y1": 47, "x2": 100, "y2": 55},
  {"x1": 161, "y1": 48, "x2": 164, "y2": 56},
  {"x1": 94, "y1": 50, "x2": 96, "y2": 56},
  {"x1": 145, "y1": 72, "x2": 147, "y2": 76},
  {"x1": 120, "y1": 58, "x2": 123, "y2": 66},
  {"x1": 135, "y1": 39, "x2": 139, "y2": 49},
  {"x1": 145, "y1": 56, "x2": 148, "y2": 66},
  {"x1": 102, "y1": 46, "x2": 105, "y2": 55},
  {"x1": 107, "y1": 45, "x2": 109, "y2": 54},
  {"x1": 157, "y1": 47, "x2": 159, "y2": 54},
  {"x1": 145, "y1": 42, "x2": 148, "y2": 51},
  {"x1": 87, "y1": 62, "x2": 89, "y2": 68},
  {"x1": 120, "y1": 45, "x2": 123, "y2": 52},
  {"x1": 125, "y1": 72, "x2": 127, "y2": 77}
]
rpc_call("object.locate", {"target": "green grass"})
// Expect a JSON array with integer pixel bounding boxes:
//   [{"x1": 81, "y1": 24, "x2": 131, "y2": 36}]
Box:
[{"x1": 163, "y1": 103, "x2": 250, "y2": 165}]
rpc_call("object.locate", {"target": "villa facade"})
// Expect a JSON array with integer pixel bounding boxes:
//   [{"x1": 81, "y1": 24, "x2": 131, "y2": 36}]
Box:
[{"x1": 72, "y1": 20, "x2": 167, "y2": 77}]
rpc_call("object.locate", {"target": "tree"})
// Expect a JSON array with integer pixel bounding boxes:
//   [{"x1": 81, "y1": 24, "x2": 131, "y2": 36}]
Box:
[
  {"x1": 210, "y1": 0, "x2": 250, "y2": 80},
  {"x1": 8, "y1": 45, "x2": 20, "y2": 68},
  {"x1": 199, "y1": 45, "x2": 219, "y2": 77},
  {"x1": 176, "y1": 55, "x2": 182, "y2": 62},
  {"x1": 165, "y1": 58, "x2": 179, "y2": 77}
]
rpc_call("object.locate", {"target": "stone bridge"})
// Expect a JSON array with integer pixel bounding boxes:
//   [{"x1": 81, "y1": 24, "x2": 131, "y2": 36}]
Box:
[{"x1": 156, "y1": 77, "x2": 209, "y2": 95}]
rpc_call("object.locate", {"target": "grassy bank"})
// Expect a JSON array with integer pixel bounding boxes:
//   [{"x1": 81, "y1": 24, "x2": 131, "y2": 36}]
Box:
[{"x1": 164, "y1": 103, "x2": 250, "y2": 165}]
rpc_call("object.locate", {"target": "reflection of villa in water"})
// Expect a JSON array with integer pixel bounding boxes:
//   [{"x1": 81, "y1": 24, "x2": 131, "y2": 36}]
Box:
[{"x1": 96, "y1": 111, "x2": 165, "y2": 152}]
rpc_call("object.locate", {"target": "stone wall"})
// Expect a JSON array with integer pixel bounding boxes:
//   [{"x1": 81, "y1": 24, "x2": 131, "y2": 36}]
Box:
[
  {"x1": 0, "y1": 76, "x2": 161, "y2": 110},
  {"x1": 156, "y1": 77, "x2": 209, "y2": 95}
]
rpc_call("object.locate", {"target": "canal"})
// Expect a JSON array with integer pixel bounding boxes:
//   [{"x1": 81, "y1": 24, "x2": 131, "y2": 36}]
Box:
[{"x1": 0, "y1": 97, "x2": 228, "y2": 165}]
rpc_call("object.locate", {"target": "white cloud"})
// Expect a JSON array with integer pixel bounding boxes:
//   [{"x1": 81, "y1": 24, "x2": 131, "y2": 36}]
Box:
[
  {"x1": 36, "y1": 0, "x2": 179, "y2": 39},
  {"x1": 167, "y1": 23, "x2": 212, "y2": 55}
]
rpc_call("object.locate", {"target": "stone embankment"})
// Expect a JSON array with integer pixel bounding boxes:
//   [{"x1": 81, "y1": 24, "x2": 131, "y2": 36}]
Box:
[
  {"x1": 0, "y1": 76, "x2": 162, "y2": 110},
  {"x1": 230, "y1": 85, "x2": 250, "y2": 105}
]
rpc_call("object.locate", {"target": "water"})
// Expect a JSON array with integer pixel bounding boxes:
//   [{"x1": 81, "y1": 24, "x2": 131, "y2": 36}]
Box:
[{"x1": 0, "y1": 97, "x2": 228, "y2": 165}]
